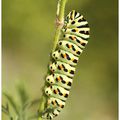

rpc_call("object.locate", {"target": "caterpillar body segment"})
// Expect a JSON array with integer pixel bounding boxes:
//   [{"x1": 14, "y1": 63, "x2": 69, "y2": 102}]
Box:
[
  {"x1": 66, "y1": 19, "x2": 88, "y2": 29},
  {"x1": 52, "y1": 49, "x2": 79, "y2": 66},
  {"x1": 42, "y1": 108, "x2": 62, "y2": 120},
  {"x1": 49, "y1": 61, "x2": 76, "y2": 78},
  {"x1": 62, "y1": 27, "x2": 90, "y2": 40},
  {"x1": 46, "y1": 73, "x2": 72, "y2": 90},
  {"x1": 42, "y1": 112, "x2": 53, "y2": 120},
  {"x1": 58, "y1": 40, "x2": 83, "y2": 57},
  {"x1": 45, "y1": 85, "x2": 69, "y2": 101},
  {"x1": 63, "y1": 34, "x2": 88, "y2": 48},
  {"x1": 65, "y1": 10, "x2": 81, "y2": 22},
  {"x1": 47, "y1": 97, "x2": 65, "y2": 109},
  {"x1": 65, "y1": 14, "x2": 88, "y2": 29}
]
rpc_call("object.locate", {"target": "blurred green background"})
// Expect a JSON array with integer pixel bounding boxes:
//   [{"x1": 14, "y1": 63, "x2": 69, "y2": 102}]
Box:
[{"x1": 2, "y1": 0, "x2": 118, "y2": 120}]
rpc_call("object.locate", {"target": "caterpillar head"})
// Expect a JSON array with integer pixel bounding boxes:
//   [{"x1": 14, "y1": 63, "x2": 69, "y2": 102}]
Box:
[
  {"x1": 49, "y1": 63, "x2": 56, "y2": 72},
  {"x1": 46, "y1": 74, "x2": 55, "y2": 84},
  {"x1": 52, "y1": 50, "x2": 61, "y2": 60},
  {"x1": 44, "y1": 86, "x2": 53, "y2": 96}
]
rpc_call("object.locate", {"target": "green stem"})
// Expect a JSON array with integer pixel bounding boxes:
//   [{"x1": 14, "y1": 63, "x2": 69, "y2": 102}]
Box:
[
  {"x1": 52, "y1": 0, "x2": 68, "y2": 52},
  {"x1": 38, "y1": 0, "x2": 68, "y2": 119},
  {"x1": 38, "y1": 96, "x2": 46, "y2": 120}
]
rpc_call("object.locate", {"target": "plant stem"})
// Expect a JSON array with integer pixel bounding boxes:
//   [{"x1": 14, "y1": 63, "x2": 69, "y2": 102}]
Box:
[
  {"x1": 38, "y1": 96, "x2": 46, "y2": 120},
  {"x1": 38, "y1": 0, "x2": 68, "y2": 120},
  {"x1": 52, "y1": 0, "x2": 68, "y2": 52}
]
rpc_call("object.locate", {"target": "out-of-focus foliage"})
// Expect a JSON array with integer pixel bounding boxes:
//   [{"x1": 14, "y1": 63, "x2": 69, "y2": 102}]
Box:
[
  {"x1": 2, "y1": 84, "x2": 40, "y2": 120},
  {"x1": 2, "y1": 0, "x2": 118, "y2": 120}
]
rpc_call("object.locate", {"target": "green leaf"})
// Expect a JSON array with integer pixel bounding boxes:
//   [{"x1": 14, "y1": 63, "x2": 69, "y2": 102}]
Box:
[
  {"x1": 16, "y1": 98, "x2": 39, "y2": 115},
  {"x1": 2, "y1": 104, "x2": 14, "y2": 120},
  {"x1": 17, "y1": 84, "x2": 29, "y2": 107},
  {"x1": 3, "y1": 92, "x2": 19, "y2": 115},
  {"x1": 2, "y1": 105, "x2": 9, "y2": 115}
]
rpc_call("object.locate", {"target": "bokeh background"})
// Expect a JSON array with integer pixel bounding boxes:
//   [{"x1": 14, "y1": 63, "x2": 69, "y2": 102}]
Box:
[{"x1": 2, "y1": 0, "x2": 118, "y2": 120}]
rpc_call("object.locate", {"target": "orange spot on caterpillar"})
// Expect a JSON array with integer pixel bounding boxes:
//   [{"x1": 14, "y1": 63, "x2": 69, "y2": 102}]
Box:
[
  {"x1": 71, "y1": 36, "x2": 76, "y2": 40},
  {"x1": 53, "y1": 90, "x2": 58, "y2": 94},
  {"x1": 60, "y1": 65, "x2": 63, "y2": 69},
  {"x1": 75, "y1": 28, "x2": 79, "y2": 32},
  {"x1": 63, "y1": 54, "x2": 67, "y2": 58},
  {"x1": 57, "y1": 77, "x2": 61, "y2": 81},
  {"x1": 53, "y1": 101, "x2": 56, "y2": 106},
  {"x1": 69, "y1": 45, "x2": 72, "y2": 48}
]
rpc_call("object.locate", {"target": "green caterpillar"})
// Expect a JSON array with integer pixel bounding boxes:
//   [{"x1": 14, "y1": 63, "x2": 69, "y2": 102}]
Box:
[{"x1": 42, "y1": 10, "x2": 90, "y2": 119}]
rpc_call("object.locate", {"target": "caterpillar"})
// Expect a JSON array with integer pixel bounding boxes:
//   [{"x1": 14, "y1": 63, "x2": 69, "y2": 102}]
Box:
[{"x1": 42, "y1": 10, "x2": 90, "y2": 119}]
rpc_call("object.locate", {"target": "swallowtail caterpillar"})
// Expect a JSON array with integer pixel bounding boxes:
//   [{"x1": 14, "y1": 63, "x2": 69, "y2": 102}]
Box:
[{"x1": 42, "y1": 10, "x2": 90, "y2": 119}]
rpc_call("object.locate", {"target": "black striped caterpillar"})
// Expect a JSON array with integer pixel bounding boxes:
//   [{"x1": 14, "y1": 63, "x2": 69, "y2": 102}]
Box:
[{"x1": 42, "y1": 10, "x2": 90, "y2": 119}]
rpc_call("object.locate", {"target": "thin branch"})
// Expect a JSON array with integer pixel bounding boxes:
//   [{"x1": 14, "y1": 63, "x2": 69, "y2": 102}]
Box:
[
  {"x1": 52, "y1": 0, "x2": 68, "y2": 52},
  {"x1": 37, "y1": 0, "x2": 68, "y2": 120},
  {"x1": 37, "y1": 96, "x2": 46, "y2": 120}
]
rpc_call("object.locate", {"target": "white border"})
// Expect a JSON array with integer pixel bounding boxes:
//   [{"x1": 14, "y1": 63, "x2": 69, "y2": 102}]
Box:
[
  {"x1": 118, "y1": 0, "x2": 120, "y2": 120},
  {"x1": 0, "y1": 0, "x2": 2, "y2": 119}
]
